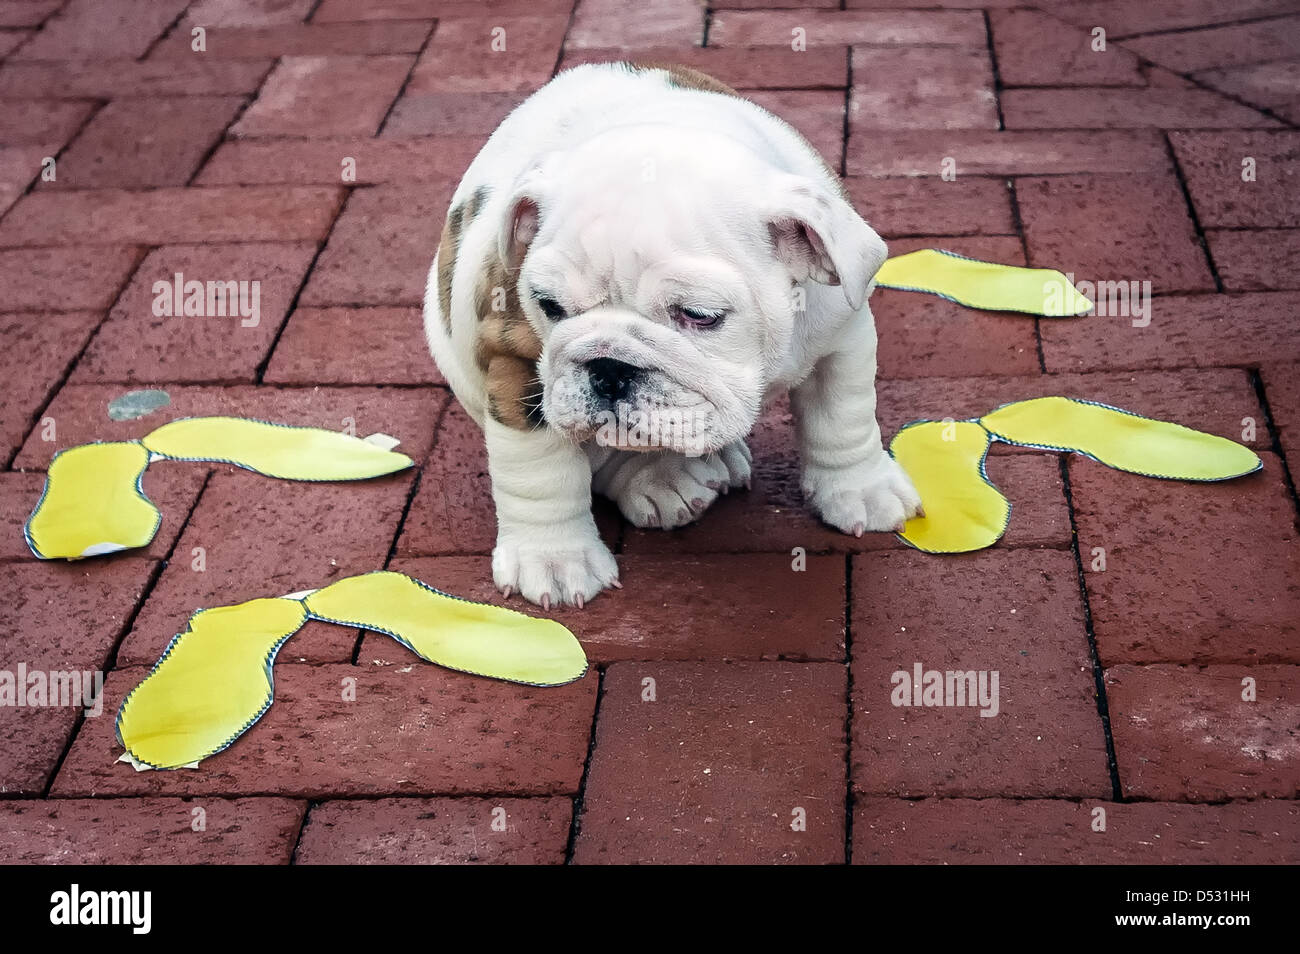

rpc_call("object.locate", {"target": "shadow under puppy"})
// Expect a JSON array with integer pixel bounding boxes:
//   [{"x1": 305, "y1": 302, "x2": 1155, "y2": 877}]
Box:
[{"x1": 424, "y1": 62, "x2": 921, "y2": 608}]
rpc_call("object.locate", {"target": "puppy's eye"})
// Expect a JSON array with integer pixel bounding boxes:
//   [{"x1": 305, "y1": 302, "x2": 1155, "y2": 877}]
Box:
[
  {"x1": 672, "y1": 305, "x2": 725, "y2": 328},
  {"x1": 534, "y1": 296, "x2": 567, "y2": 321}
]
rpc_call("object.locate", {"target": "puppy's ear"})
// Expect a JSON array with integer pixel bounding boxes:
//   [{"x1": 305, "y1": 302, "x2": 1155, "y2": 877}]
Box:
[
  {"x1": 766, "y1": 174, "x2": 888, "y2": 311},
  {"x1": 498, "y1": 160, "x2": 553, "y2": 270}
]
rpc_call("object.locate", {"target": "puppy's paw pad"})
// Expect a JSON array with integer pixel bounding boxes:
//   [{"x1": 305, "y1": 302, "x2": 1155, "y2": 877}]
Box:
[
  {"x1": 804, "y1": 457, "x2": 922, "y2": 535},
  {"x1": 492, "y1": 528, "x2": 619, "y2": 608}
]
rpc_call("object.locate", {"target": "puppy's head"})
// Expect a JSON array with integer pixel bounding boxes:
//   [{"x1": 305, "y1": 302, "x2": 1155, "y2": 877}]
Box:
[{"x1": 498, "y1": 126, "x2": 886, "y2": 454}]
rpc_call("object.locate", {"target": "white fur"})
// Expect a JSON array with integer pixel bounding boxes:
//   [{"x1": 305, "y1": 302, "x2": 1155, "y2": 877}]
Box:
[{"x1": 424, "y1": 63, "x2": 920, "y2": 607}]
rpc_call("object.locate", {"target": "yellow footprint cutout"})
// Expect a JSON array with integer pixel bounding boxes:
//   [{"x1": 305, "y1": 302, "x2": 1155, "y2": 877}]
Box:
[
  {"x1": 889, "y1": 421, "x2": 1009, "y2": 554},
  {"x1": 26, "y1": 417, "x2": 414, "y2": 560},
  {"x1": 115, "y1": 572, "x2": 587, "y2": 771},
  {"x1": 25, "y1": 443, "x2": 160, "y2": 560},
  {"x1": 876, "y1": 249, "x2": 1092, "y2": 316},
  {"x1": 979, "y1": 397, "x2": 1262, "y2": 481},
  {"x1": 891, "y1": 398, "x2": 1262, "y2": 554}
]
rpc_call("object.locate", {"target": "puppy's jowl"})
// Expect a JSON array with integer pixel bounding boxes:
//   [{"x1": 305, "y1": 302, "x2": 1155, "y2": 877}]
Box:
[{"x1": 424, "y1": 63, "x2": 921, "y2": 608}]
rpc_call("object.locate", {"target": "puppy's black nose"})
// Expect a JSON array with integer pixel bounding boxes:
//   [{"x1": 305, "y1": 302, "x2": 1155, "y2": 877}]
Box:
[{"x1": 586, "y1": 357, "x2": 638, "y2": 404}]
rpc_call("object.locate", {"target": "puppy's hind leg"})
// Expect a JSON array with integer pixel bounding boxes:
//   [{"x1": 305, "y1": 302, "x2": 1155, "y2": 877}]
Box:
[{"x1": 593, "y1": 441, "x2": 752, "y2": 530}]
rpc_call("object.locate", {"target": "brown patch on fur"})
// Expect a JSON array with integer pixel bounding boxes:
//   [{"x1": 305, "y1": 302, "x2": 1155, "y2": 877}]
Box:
[
  {"x1": 435, "y1": 187, "x2": 490, "y2": 336},
  {"x1": 474, "y1": 253, "x2": 544, "y2": 430},
  {"x1": 435, "y1": 204, "x2": 464, "y2": 335}
]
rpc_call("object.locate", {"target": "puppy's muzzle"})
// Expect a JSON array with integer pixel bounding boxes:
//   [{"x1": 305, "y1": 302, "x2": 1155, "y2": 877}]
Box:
[{"x1": 585, "y1": 357, "x2": 640, "y2": 405}]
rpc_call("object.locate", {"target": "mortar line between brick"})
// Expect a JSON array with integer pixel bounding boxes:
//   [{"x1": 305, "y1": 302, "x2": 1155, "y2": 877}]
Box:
[
  {"x1": 839, "y1": 45, "x2": 851, "y2": 178},
  {"x1": 288, "y1": 799, "x2": 316, "y2": 865},
  {"x1": 0, "y1": 96, "x2": 106, "y2": 232},
  {"x1": 374, "y1": 21, "x2": 439, "y2": 137},
  {"x1": 184, "y1": 95, "x2": 259, "y2": 188},
  {"x1": 983, "y1": 9, "x2": 1006, "y2": 132},
  {"x1": 563, "y1": 665, "x2": 605, "y2": 864},
  {"x1": 4, "y1": 245, "x2": 152, "y2": 472},
  {"x1": 1249, "y1": 368, "x2": 1300, "y2": 523},
  {"x1": 304, "y1": 0, "x2": 327, "y2": 23},
  {"x1": 1162, "y1": 131, "x2": 1224, "y2": 294},
  {"x1": 702, "y1": 4, "x2": 714, "y2": 47},
  {"x1": 1058, "y1": 456, "x2": 1124, "y2": 801},
  {"x1": 1106, "y1": 11, "x2": 1300, "y2": 42},
  {"x1": 252, "y1": 194, "x2": 351, "y2": 384},
  {"x1": 549, "y1": 0, "x2": 582, "y2": 73},
  {"x1": 140, "y1": 2, "x2": 195, "y2": 61},
  {"x1": 842, "y1": 551, "x2": 854, "y2": 866}
]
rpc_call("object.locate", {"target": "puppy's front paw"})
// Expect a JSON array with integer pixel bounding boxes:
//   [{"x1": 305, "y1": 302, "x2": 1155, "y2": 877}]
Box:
[
  {"x1": 612, "y1": 443, "x2": 750, "y2": 530},
  {"x1": 492, "y1": 521, "x2": 620, "y2": 609},
  {"x1": 803, "y1": 455, "x2": 923, "y2": 535}
]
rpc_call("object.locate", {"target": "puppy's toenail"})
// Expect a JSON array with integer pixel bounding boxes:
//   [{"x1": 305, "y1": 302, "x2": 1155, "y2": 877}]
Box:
[
  {"x1": 853, "y1": 523, "x2": 864, "y2": 537},
  {"x1": 575, "y1": 594, "x2": 584, "y2": 609},
  {"x1": 541, "y1": 594, "x2": 551, "y2": 611}
]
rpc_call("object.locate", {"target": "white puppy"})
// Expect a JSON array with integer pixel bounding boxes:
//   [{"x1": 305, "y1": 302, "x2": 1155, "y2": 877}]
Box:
[{"x1": 424, "y1": 62, "x2": 921, "y2": 608}]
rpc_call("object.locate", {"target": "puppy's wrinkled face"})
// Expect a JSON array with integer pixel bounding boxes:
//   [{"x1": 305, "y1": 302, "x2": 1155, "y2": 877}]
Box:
[
  {"x1": 500, "y1": 126, "x2": 885, "y2": 455},
  {"x1": 500, "y1": 131, "x2": 786, "y2": 455}
]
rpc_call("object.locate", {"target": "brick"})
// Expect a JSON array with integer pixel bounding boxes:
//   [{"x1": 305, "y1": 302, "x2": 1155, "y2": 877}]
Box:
[
  {"x1": 0, "y1": 28, "x2": 29, "y2": 56},
  {"x1": 1208, "y1": 229, "x2": 1300, "y2": 291},
  {"x1": 114, "y1": 464, "x2": 413, "y2": 667},
  {"x1": 708, "y1": 9, "x2": 986, "y2": 47},
  {"x1": 849, "y1": 47, "x2": 996, "y2": 130},
  {"x1": 72, "y1": 242, "x2": 317, "y2": 384},
  {"x1": 0, "y1": 311, "x2": 100, "y2": 461},
  {"x1": 879, "y1": 366, "x2": 1270, "y2": 451},
  {"x1": 573, "y1": 662, "x2": 847, "y2": 864},
  {"x1": 1261, "y1": 362, "x2": 1300, "y2": 433},
  {"x1": 265, "y1": 306, "x2": 444, "y2": 385},
  {"x1": 53, "y1": 664, "x2": 598, "y2": 797},
  {"x1": 406, "y1": 16, "x2": 568, "y2": 94},
  {"x1": 13, "y1": 0, "x2": 187, "y2": 60},
  {"x1": 854, "y1": 797, "x2": 1300, "y2": 864},
  {"x1": 848, "y1": 129, "x2": 1170, "y2": 178},
  {"x1": 745, "y1": 89, "x2": 844, "y2": 170},
  {"x1": 847, "y1": 178, "x2": 1014, "y2": 238},
  {"x1": 566, "y1": 0, "x2": 704, "y2": 49},
  {"x1": 1051, "y1": 0, "x2": 1300, "y2": 38},
  {"x1": 1018, "y1": 174, "x2": 1215, "y2": 294},
  {"x1": 299, "y1": 185, "x2": 448, "y2": 307},
  {"x1": 13, "y1": 382, "x2": 445, "y2": 469},
  {"x1": 196, "y1": 135, "x2": 484, "y2": 186},
  {"x1": 0, "y1": 2, "x2": 61, "y2": 29},
  {"x1": 184, "y1": 0, "x2": 313, "y2": 28},
  {"x1": 1071, "y1": 453, "x2": 1300, "y2": 665},
  {"x1": 873, "y1": 286, "x2": 1040, "y2": 380},
  {"x1": 1041, "y1": 291, "x2": 1300, "y2": 371},
  {"x1": 1195, "y1": 61, "x2": 1300, "y2": 124},
  {"x1": 1106, "y1": 663, "x2": 1300, "y2": 800},
  {"x1": 0, "y1": 559, "x2": 156, "y2": 794},
  {"x1": 559, "y1": 45, "x2": 850, "y2": 89},
  {"x1": 1, "y1": 144, "x2": 55, "y2": 215},
  {"x1": 233, "y1": 55, "x2": 413, "y2": 138},
  {"x1": 0, "y1": 98, "x2": 93, "y2": 146},
  {"x1": 0, "y1": 471, "x2": 46, "y2": 560},
  {"x1": 851, "y1": 548, "x2": 1111, "y2": 797},
  {"x1": 619, "y1": 396, "x2": 1072, "y2": 554},
  {"x1": 1170, "y1": 131, "x2": 1300, "y2": 228},
  {"x1": 315, "y1": 0, "x2": 578, "y2": 20},
  {"x1": 378, "y1": 553, "x2": 847, "y2": 665},
  {"x1": 0, "y1": 246, "x2": 141, "y2": 312},
  {"x1": 149, "y1": 19, "x2": 434, "y2": 59},
  {"x1": 46, "y1": 96, "x2": 244, "y2": 189},
  {"x1": 295, "y1": 797, "x2": 571, "y2": 864},
  {"x1": 0, "y1": 797, "x2": 305, "y2": 863},
  {"x1": 0, "y1": 58, "x2": 272, "y2": 98},
  {"x1": 1126, "y1": 17, "x2": 1300, "y2": 74},
  {"x1": 990, "y1": 9, "x2": 1142, "y2": 87},
  {"x1": 382, "y1": 91, "x2": 525, "y2": 137},
  {"x1": 0, "y1": 186, "x2": 344, "y2": 248},
  {"x1": 1001, "y1": 87, "x2": 1278, "y2": 129}
]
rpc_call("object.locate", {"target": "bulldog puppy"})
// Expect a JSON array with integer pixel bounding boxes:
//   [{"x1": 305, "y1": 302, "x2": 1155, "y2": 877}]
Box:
[{"x1": 424, "y1": 62, "x2": 921, "y2": 608}]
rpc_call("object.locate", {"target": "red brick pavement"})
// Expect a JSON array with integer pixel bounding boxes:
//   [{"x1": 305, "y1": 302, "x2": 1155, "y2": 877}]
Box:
[{"x1": 0, "y1": 0, "x2": 1296, "y2": 865}]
